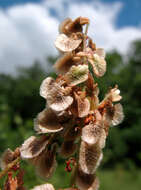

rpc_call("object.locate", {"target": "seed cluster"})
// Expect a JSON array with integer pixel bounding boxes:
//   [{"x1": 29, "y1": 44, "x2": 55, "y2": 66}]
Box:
[{"x1": 0, "y1": 17, "x2": 124, "y2": 190}]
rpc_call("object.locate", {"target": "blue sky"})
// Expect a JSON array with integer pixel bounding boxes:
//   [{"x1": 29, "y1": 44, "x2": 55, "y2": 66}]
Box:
[
  {"x1": 104, "y1": 0, "x2": 141, "y2": 27},
  {"x1": 0, "y1": 0, "x2": 141, "y2": 27},
  {"x1": 0, "y1": 0, "x2": 141, "y2": 74}
]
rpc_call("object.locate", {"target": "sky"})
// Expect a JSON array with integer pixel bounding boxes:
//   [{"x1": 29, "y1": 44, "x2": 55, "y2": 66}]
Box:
[{"x1": 0, "y1": 0, "x2": 141, "y2": 74}]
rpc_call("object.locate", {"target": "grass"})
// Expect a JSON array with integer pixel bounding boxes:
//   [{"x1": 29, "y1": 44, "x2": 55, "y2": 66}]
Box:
[{"x1": 98, "y1": 169, "x2": 141, "y2": 190}]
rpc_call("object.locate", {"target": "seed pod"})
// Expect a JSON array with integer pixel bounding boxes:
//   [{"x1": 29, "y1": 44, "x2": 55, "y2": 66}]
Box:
[
  {"x1": 31, "y1": 183, "x2": 55, "y2": 190},
  {"x1": 65, "y1": 65, "x2": 88, "y2": 86},
  {"x1": 55, "y1": 34, "x2": 82, "y2": 52},
  {"x1": 54, "y1": 52, "x2": 75, "y2": 74},
  {"x1": 76, "y1": 48, "x2": 106, "y2": 77},
  {"x1": 79, "y1": 141, "x2": 102, "y2": 174},
  {"x1": 75, "y1": 93, "x2": 90, "y2": 118},
  {"x1": 89, "y1": 54, "x2": 106, "y2": 77},
  {"x1": 59, "y1": 18, "x2": 72, "y2": 34},
  {"x1": 59, "y1": 17, "x2": 89, "y2": 35},
  {"x1": 34, "y1": 143, "x2": 57, "y2": 180},
  {"x1": 82, "y1": 110, "x2": 102, "y2": 145},
  {"x1": 75, "y1": 168, "x2": 99, "y2": 190},
  {"x1": 106, "y1": 86, "x2": 122, "y2": 102},
  {"x1": 98, "y1": 129, "x2": 106, "y2": 149},
  {"x1": 95, "y1": 48, "x2": 106, "y2": 59},
  {"x1": 103, "y1": 103, "x2": 124, "y2": 127},
  {"x1": 40, "y1": 77, "x2": 73, "y2": 112},
  {"x1": 34, "y1": 108, "x2": 63, "y2": 134},
  {"x1": 20, "y1": 135, "x2": 48, "y2": 159},
  {"x1": 112, "y1": 103, "x2": 124, "y2": 126}
]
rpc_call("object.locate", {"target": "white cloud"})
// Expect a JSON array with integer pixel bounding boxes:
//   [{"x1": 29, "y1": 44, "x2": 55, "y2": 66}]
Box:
[
  {"x1": 46, "y1": 0, "x2": 141, "y2": 53},
  {"x1": 0, "y1": 0, "x2": 141, "y2": 74},
  {"x1": 0, "y1": 3, "x2": 59, "y2": 74}
]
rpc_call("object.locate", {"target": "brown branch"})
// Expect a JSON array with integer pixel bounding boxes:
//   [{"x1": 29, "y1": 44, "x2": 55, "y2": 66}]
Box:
[
  {"x1": 0, "y1": 134, "x2": 55, "y2": 180},
  {"x1": 0, "y1": 157, "x2": 20, "y2": 179}
]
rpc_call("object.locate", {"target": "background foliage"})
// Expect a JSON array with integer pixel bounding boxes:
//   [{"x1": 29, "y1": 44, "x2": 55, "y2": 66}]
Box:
[{"x1": 0, "y1": 40, "x2": 141, "y2": 189}]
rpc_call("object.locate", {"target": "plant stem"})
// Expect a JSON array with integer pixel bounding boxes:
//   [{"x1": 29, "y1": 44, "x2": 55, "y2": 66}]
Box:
[
  {"x1": 70, "y1": 137, "x2": 81, "y2": 187},
  {"x1": 83, "y1": 23, "x2": 89, "y2": 51},
  {"x1": 85, "y1": 23, "x2": 89, "y2": 36},
  {"x1": 83, "y1": 23, "x2": 89, "y2": 65},
  {"x1": 70, "y1": 163, "x2": 77, "y2": 187},
  {"x1": 0, "y1": 157, "x2": 20, "y2": 179},
  {"x1": 0, "y1": 134, "x2": 55, "y2": 180}
]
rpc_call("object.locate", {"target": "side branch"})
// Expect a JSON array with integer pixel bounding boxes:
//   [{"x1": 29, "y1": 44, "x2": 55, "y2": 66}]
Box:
[{"x1": 0, "y1": 157, "x2": 20, "y2": 179}]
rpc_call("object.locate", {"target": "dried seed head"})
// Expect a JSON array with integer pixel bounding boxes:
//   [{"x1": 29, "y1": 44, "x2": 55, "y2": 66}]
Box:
[
  {"x1": 70, "y1": 17, "x2": 89, "y2": 30},
  {"x1": 79, "y1": 141, "x2": 101, "y2": 174},
  {"x1": 88, "y1": 39, "x2": 96, "y2": 51},
  {"x1": 75, "y1": 93, "x2": 90, "y2": 118},
  {"x1": 35, "y1": 144, "x2": 57, "y2": 180},
  {"x1": 75, "y1": 169, "x2": 99, "y2": 190},
  {"x1": 54, "y1": 52, "x2": 75, "y2": 74},
  {"x1": 31, "y1": 183, "x2": 55, "y2": 190},
  {"x1": 95, "y1": 152, "x2": 103, "y2": 170},
  {"x1": 65, "y1": 65, "x2": 88, "y2": 86},
  {"x1": 60, "y1": 140, "x2": 77, "y2": 158},
  {"x1": 108, "y1": 87, "x2": 122, "y2": 102},
  {"x1": 78, "y1": 17, "x2": 90, "y2": 25},
  {"x1": 102, "y1": 108, "x2": 113, "y2": 136},
  {"x1": 112, "y1": 103, "x2": 124, "y2": 126},
  {"x1": 103, "y1": 103, "x2": 124, "y2": 127},
  {"x1": 17, "y1": 17, "x2": 124, "y2": 190},
  {"x1": 20, "y1": 136, "x2": 48, "y2": 159},
  {"x1": 55, "y1": 34, "x2": 82, "y2": 52},
  {"x1": 50, "y1": 94, "x2": 73, "y2": 112},
  {"x1": 82, "y1": 110, "x2": 102, "y2": 144},
  {"x1": 59, "y1": 17, "x2": 89, "y2": 35},
  {"x1": 0, "y1": 149, "x2": 14, "y2": 170},
  {"x1": 98, "y1": 129, "x2": 106, "y2": 149},
  {"x1": 81, "y1": 123, "x2": 102, "y2": 145},
  {"x1": 70, "y1": 17, "x2": 89, "y2": 33},
  {"x1": 40, "y1": 77, "x2": 58, "y2": 99},
  {"x1": 40, "y1": 77, "x2": 73, "y2": 112},
  {"x1": 76, "y1": 48, "x2": 106, "y2": 77},
  {"x1": 89, "y1": 53, "x2": 106, "y2": 77},
  {"x1": 95, "y1": 48, "x2": 106, "y2": 59},
  {"x1": 59, "y1": 18, "x2": 72, "y2": 34},
  {"x1": 34, "y1": 108, "x2": 63, "y2": 134}
]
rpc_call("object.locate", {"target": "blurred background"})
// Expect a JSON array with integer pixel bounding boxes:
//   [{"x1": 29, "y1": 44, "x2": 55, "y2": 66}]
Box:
[{"x1": 0, "y1": 0, "x2": 141, "y2": 189}]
